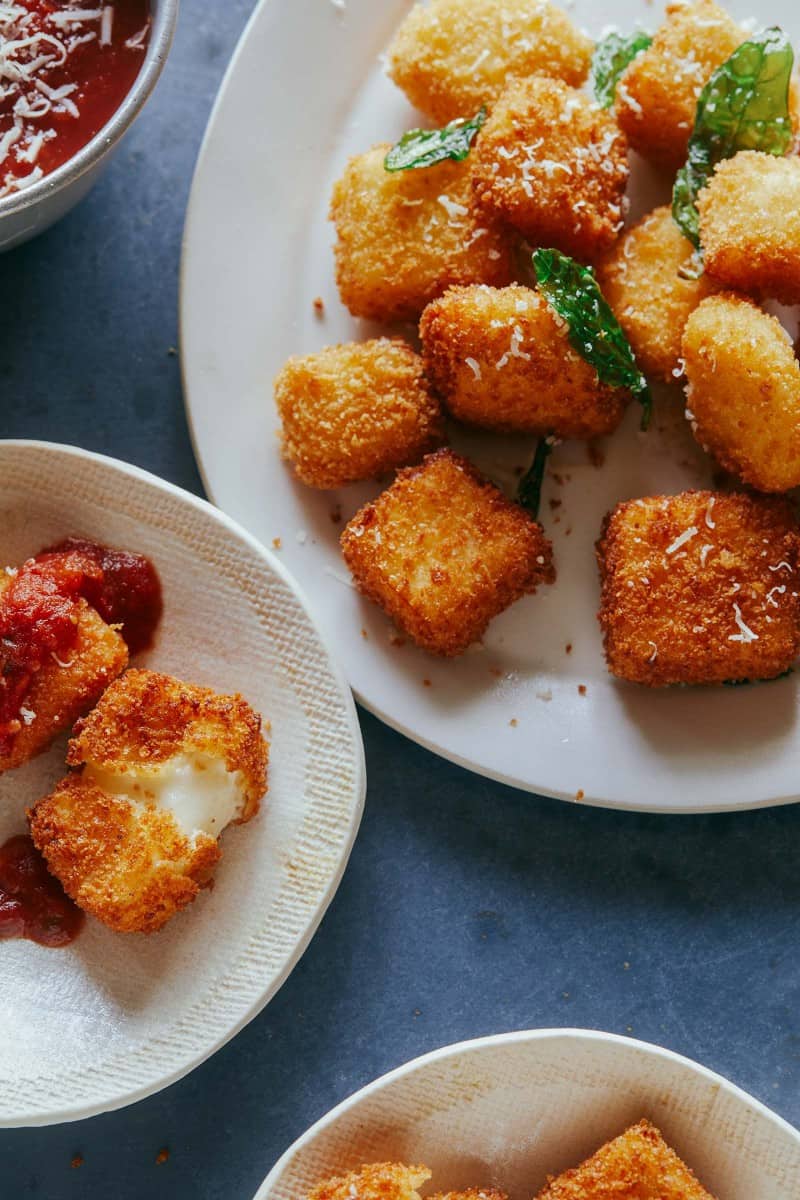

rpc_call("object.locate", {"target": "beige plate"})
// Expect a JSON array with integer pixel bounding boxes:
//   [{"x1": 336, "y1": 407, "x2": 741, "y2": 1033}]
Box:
[
  {"x1": 254, "y1": 1029, "x2": 800, "y2": 1200},
  {"x1": 0, "y1": 440, "x2": 365, "y2": 1126}
]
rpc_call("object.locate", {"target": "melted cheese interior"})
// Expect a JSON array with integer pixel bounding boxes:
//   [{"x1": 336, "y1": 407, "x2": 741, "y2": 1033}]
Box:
[{"x1": 85, "y1": 753, "x2": 246, "y2": 840}]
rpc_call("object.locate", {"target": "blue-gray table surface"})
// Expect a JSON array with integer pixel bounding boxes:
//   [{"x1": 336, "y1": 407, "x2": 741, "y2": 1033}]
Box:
[{"x1": 2, "y1": 3, "x2": 800, "y2": 1197}]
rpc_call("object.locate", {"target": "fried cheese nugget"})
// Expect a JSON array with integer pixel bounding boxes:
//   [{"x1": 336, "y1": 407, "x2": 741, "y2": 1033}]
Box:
[
  {"x1": 595, "y1": 206, "x2": 719, "y2": 382},
  {"x1": 29, "y1": 669, "x2": 269, "y2": 934},
  {"x1": 682, "y1": 294, "x2": 800, "y2": 492},
  {"x1": 275, "y1": 339, "x2": 445, "y2": 488},
  {"x1": 536, "y1": 1119, "x2": 717, "y2": 1200},
  {"x1": 341, "y1": 449, "x2": 554, "y2": 657},
  {"x1": 330, "y1": 147, "x2": 513, "y2": 323},
  {"x1": 310, "y1": 1164, "x2": 432, "y2": 1200},
  {"x1": 387, "y1": 0, "x2": 593, "y2": 125},
  {"x1": 471, "y1": 77, "x2": 628, "y2": 262},
  {"x1": 0, "y1": 571, "x2": 128, "y2": 774},
  {"x1": 616, "y1": 0, "x2": 745, "y2": 171},
  {"x1": 597, "y1": 491, "x2": 800, "y2": 687},
  {"x1": 698, "y1": 151, "x2": 800, "y2": 304},
  {"x1": 420, "y1": 284, "x2": 629, "y2": 437}
]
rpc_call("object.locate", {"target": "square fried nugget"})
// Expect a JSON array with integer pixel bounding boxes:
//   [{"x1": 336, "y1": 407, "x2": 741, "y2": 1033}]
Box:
[
  {"x1": 595, "y1": 206, "x2": 718, "y2": 383},
  {"x1": 682, "y1": 294, "x2": 800, "y2": 493},
  {"x1": 0, "y1": 572, "x2": 128, "y2": 774},
  {"x1": 535, "y1": 1119, "x2": 716, "y2": 1200},
  {"x1": 471, "y1": 77, "x2": 628, "y2": 263},
  {"x1": 311, "y1": 1164, "x2": 431, "y2": 1200},
  {"x1": 330, "y1": 147, "x2": 513, "y2": 323},
  {"x1": 387, "y1": 0, "x2": 592, "y2": 125},
  {"x1": 275, "y1": 339, "x2": 445, "y2": 488},
  {"x1": 29, "y1": 669, "x2": 269, "y2": 933},
  {"x1": 597, "y1": 491, "x2": 800, "y2": 687},
  {"x1": 420, "y1": 285, "x2": 629, "y2": 437},
  {"x1": 616, "y1": 0, "x2": 744, "y2": 172},
  {"x1": 698, "y1": 152, "x2": 800, "y2": 305},
  {"x1": 341, "y1": 449, "x2": 555, "y2": 657}
]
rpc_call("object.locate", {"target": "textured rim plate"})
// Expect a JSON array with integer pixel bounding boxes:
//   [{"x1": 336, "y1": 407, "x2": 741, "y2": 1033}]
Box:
[
  {"x1": 0, "y1": 441, "x2": 365, "y2": 1126},
  {"x1": 181, "y1": 0, "x2": 800, "y2": 813},
  {"x1": 252, "y1": 1028, "x2": 800, "y2": 1200}
]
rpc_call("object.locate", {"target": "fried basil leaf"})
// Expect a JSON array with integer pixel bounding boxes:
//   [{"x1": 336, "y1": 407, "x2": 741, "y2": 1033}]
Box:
[
  {"x1": 591, "y1": 29, "x2": 652, "y2": 108},
  {"x1": 533, "y1": 248, "x2": 652, "y2": 431},
  {"x1": 673, "y1": 27, "x2": 794, "y2": 246},
  {"x1": 384, "y1": 108, "x2": 487, "y2": 171}
]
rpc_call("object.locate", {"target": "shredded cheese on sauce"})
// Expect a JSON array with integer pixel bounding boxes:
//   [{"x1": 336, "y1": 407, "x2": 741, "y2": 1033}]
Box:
[{"x1": 0, "y1": 2, "x2": 141, "y2": 198}]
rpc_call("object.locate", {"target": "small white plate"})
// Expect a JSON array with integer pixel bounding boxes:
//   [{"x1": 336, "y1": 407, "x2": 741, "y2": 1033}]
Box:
[
  {"x1": 253, "y1": 1029, "x2": 800, "y2": 1200},
  {"x1": 0, "y1": 440, "x2": 365, "y2": 1126},
  {"x1": 181, "y1": 0, "x2": 800, "y2": 812}
]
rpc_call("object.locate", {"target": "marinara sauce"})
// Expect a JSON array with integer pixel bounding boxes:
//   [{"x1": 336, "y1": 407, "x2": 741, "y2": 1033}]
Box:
[
  {"x1": 0, "y1": 1, "x2": 151, "y2": 200},
  {"x1": 0, "y1": 537, "x2": 162, "y2": 753},
  {"x1": 0, "y1": 834, "x2": 84, "y2": 947}
]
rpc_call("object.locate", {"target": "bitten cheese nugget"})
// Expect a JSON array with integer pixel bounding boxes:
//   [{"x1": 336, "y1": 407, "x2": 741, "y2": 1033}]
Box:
[
  {"x1": 536, "y1": 1119, "x2": 717, "y2": 1200},
  {"x1": 595, "y1": 206, "x2": 718, "y2": 382},
  {"x1": 310, "y1": 1164, "x2": 431, "y2": 1200},
  {"x1": 597, "y1": 491, "x2": 800, "y2": 687},
  {"x1": 471, "y1": 77, "x2": 628, "y2": 262},
  {"x1": 387, "y1": 0, "x2": 592, "y2": 125},
  {"x1": 420, "y1": 284, "x2": 629, "y2": 437},
  {"x1": 341, "y1": 449, "x2": 554, "y2": 657},
  {"x1": 330, "y1": 147, "x2": 513, "y2": 323},
  {"x1": 29, "y1": 670, "x2": 269, "y2": 934},
  {"x1": 698, "y1": 152, "x2": 800, "y2": 305},
  {"x1": 616, "y1": 0, "x2": 744, "y2": 171},
  {"x1": 275, "y1": 339, "x2": 445, "y2": 488},
  {"x1": 682, "y1": 294, "x2": 800, "y2": 493}
]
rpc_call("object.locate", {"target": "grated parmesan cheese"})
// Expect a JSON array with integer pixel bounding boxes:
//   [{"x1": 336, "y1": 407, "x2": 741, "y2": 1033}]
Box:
[
  {"x1": 728, "y1": 602, "x2": 758, "y2": 644},
  {"x1": 665, "y1": 526, "x2": 698, "y2": 555}
]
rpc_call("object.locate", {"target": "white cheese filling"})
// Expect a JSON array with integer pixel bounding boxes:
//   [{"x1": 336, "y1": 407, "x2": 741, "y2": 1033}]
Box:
[{"x1": 85, "y1": 753, "x2": 247, "y2": 840}]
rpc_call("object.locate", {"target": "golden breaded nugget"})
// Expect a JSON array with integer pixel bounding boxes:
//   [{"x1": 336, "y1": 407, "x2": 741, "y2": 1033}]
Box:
[
  {"x1": 595, "y1": 206, "x2": 719, "y2": 382},
  {"x1": 0, "y1": 573, "x2": 128, "y2": 774},
  {"x1": 420, "y1": 284, "x2": 629, "y2": 437},
  {"x1": 275, "y1": 339, "x2": 445, "y2": 488},
  {"x1": 698, "y1": 152, "x2": 800, "y2": 305},
  {"x1": 311, "y1": 1164, "x2": 431, "y2": 1200},
  {"x1": 536, "y1": 1119, "x2": 717, "y2": 1200},
  {"x1": 341, "y1": 449, "x2": 554, "y2": 657},
  {"x1": 616, "y1": 0, "x2": 744, "y2": 171},
  {"x1": 330, "y1": 147, "x2": 513, "y2": 323},
  {"x1": 387, "y1": 0, "x2": 592, "y2": 125},
  {"x1": 471, "y1": 77, "x2": 628, "y2": 262},
  {"x1": 682, "y1": 293, "x2": 800, "y2": 492},
  {"x1": 597, "y1": 491, "x2": 800, "y2": 687},
  {"x1": 29, "y1": 669, "x2": 269, "y2": 933}
]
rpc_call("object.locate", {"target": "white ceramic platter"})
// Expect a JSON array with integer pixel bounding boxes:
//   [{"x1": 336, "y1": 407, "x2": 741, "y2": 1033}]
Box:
[
  {"x1": 0, "y1": 441, "x2": 365, "y2": 1126},
  {"x1": 181, "y1": 0, "x2": 800, "y2": 812},
  {"x1": 253, "y1": 1029, "x2": 800, "y2": 1200}
]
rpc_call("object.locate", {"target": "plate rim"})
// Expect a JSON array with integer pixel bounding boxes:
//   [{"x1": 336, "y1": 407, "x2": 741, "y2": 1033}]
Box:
[
  {"x1": 0, "y1": 437, "x2": 367, "y2": 1127},
  {"x1": 179, "y1": 0, "x2": 800, "y2": 816},
  {"x1": 251, "y1": 1026, "x2": 800, "y2": 1200}
]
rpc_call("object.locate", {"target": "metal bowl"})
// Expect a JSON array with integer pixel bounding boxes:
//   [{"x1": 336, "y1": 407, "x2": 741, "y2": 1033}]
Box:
[{"x1": 0, "y1": 0, "x2": 179, "y2": 252}]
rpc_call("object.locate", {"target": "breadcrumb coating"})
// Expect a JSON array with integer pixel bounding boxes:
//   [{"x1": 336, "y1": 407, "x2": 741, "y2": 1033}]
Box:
[
  {"x1": 698, "y1": 152, "x2": 800, "y2": 305},
  {"x1": 595, "y1": 206, "x2": 718, "y2": 383},
  {"x1": 597, "y1": 491, "x2": 800, "y2": 687},
  {"x1": 310, "y1": 1163, "x2": 431, "y2": 1200},
  {"x1": 420, "y1": 284, "x2": 629, "y2": 437},
  {"x1": 0, "y1": 575, "x2": 128, "y2": 773},
  {"x1": 536, "y1": 1119, "x2": 717, "y2": 1200},
  {"x1": 29, "y1": 670, "x2": 269, "y2": 933},
  {"x1": 341, "y1": 448, "x2": 555, "y2": 657},
  {"x1": 471, "y1": 77, "x2": 628, "y2": 263},
  {"x1": 275, "y1": 339, "x2": 445, "y2": 488},
  {"x1": 431, "y1": 1192, "x2": 506, "y2": 1200},
  {"x1": 387, "y1": 0, "x2": 592, "y2": 125},
  {"x1": 330, "y1": 146, "x2": 513, "y2": 323},
  {"x1": 682, "y1": 293, "x2": 800, "y2": 493},
  {"x1": 616, "y1": 0, "x2": 744, "y2": 171}
]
